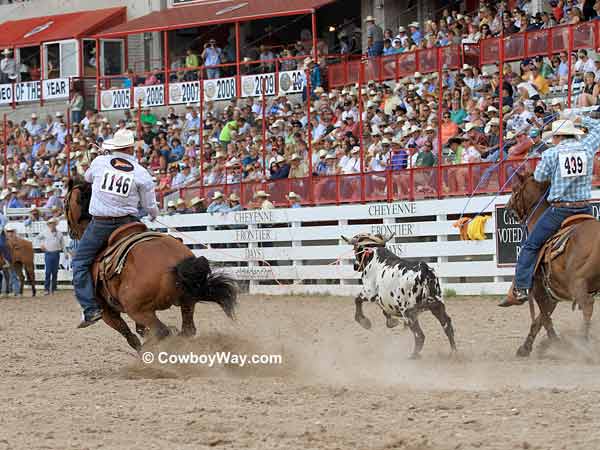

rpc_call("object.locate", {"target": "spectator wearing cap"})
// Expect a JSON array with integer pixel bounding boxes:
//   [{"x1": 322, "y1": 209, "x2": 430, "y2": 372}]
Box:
[
  {"x1": 365, "y1": 16, "x2": 384, "y2": 57},
  {"x1": 24, "y1": 205, "x2": 41, "y2": 226},
  {"x1": 303, "y1": 57, "x2": 321, "y2": 102},
  {"x1": 227, "y1": 193, "x2": 242, "y2": 212},
  {"x1": 175, "y1": 198, "x2": 188, "y2": 214},
  {"x1": 188, "y1": 196, "x2": 206, "y2": 214},
  {"x1": 253, "y1": 191, "x2": 274, "y2": 210},
  {"x1": 25, "y1": 113, "x2": 43, "y2": 137},
  {"x1": 529, "y1": 128, "x2": 548, "y2": 154},
  {"x1": 288, "y1": 153, "x2": 308, "y2": 178},
  {"x1": 39, "y1": 217, "x2": 64, "y2": 296},
  {"x1": 286, "y1": 191, "x2": 302, "y2": 208},
  {"x1": 207, "y1": 191, "x2": 229, "y2": 214},
  {"x1": 165, "y1": 200, "x2": 177, "y2": 215}
]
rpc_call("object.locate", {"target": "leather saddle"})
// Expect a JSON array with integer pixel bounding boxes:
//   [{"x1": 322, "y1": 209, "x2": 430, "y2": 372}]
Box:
[
  {"x1": 534, "y1": 214, "x2": 596, "y2": 275},
  {"x1": 92, "y1": 222, "x2": 165, "y2": 312}
]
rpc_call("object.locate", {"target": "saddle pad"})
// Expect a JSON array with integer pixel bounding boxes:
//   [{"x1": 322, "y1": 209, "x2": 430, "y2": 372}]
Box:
[{"x1": 95, "y1": 231, "x2": 166, "y2": 311}]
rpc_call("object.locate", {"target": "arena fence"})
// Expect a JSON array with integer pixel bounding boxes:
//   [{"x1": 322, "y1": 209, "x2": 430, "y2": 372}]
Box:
[{"x1": 12, "y1": 190, "x2": 600, "y2": 296}]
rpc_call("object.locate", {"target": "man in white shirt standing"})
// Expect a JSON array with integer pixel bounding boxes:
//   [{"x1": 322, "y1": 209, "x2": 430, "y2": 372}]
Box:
[
  {"x1": 0, "y1": 49, "x2": 17, "y2": 83},
  {"x1": 25, "y1": 113, "x2": 43, "y2": 137},
  {"x1": 39, "y1": 217, "x2": 64, "y2": 296}
]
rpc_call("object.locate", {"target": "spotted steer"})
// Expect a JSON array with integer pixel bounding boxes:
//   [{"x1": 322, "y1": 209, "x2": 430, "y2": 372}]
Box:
[{"x1": 342, "y1": 233, "x2": 457, "y2": 359}]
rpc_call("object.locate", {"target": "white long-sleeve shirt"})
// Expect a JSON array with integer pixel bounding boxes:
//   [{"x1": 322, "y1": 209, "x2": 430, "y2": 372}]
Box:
[
  {"x1": 85, "y1": 151, "x2": 158, "y2": 218},
  {"x1": 39, "y1": 228, "x2": 64, "y2": 252}
]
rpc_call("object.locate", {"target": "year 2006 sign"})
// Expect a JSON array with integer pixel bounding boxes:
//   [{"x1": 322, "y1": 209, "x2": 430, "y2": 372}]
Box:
[{"x1": 495, "y1": 201, "x2": 600, "y2": 266}]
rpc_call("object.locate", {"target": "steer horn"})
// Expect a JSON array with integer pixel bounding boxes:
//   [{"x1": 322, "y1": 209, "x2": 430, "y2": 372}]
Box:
[{"x1": 341, "y1": 235, "x2": 353, "y2": 244}]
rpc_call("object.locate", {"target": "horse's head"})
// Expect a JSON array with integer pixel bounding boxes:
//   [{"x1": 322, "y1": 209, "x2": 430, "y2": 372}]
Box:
[
  {"x1": 341, "y1": 233, "x2": 394, "y2": 271},
  {"x1": 65, "y1": 177, "x2": 92, "y2": 240},
  {"x1": 506, "y1": 170, "x2": 550, "y2": 223}
]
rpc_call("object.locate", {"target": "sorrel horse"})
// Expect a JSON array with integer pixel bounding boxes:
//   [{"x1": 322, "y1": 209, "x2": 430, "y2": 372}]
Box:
[
  {"x1": 65, "y1": 179, "x2": 238, "y2": 352},
  {"x1": 0, "y1": 233, "x2": 36, "y2": 296},
  {"x1": 506, "y1": 171, "x2": 600, "y2": 357}
]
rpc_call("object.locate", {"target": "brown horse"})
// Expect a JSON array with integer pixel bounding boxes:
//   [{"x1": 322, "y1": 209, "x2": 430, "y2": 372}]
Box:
[
  {"x1": 506, "y1": 171, "x2": 600, "y2": 357},
  {"x1": 65, "y1": 179, "x2": 238, "y2": 352},
  {"x1": 0, "y1": 232, "x2": 36, "y2": 296}
]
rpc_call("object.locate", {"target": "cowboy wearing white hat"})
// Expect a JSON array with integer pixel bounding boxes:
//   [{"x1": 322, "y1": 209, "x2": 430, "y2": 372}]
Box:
[
  {"x1": 500, "y1": 112, "x2": 600, "y2": 307},
  {"x1": 365, "y1": 14, "x2": 384, "y2": 57},
  {"x1": 286, "y1": 191, "x2": 302, "y2": 208},
  {"x1": 207, "y1": 191, "x2": 228, "y2": 214},
  {"x1": 71, "y1": 128, "x2": 159, "y2": 328},
  {"x1": 188, "y1": 196, "x2": 206, "y2": 213},
  {"x1": 227, "y1": 193, "x2": 242, "y2": 212},
  {"x1": 253, "y1": 190, "x2": 274, "y2": 210},
  {"x1": 39, "y1": 215, "x2": 64, "y2": 295}
]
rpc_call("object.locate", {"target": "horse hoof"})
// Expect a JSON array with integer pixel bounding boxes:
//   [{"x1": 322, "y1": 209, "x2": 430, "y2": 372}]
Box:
[
  {"x1": 179, "y1": 328, "x2": 196, "y2": 338},
  {"x1": 386, "y1": 317, "x2": 400, "y2": 328},
  {"x1": 516, "y1": 346, "x2": 531, "y2": 358},
  {"x1": 356, "y1": 316, "x2": 372, "y2": 330}
]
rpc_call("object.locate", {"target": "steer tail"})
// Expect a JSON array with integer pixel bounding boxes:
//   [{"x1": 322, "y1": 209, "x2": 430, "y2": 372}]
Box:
[
  {"x1": 420, "y1": 263, "x2": 442, "y2": 301},
  {"x1": 173, "y1": 256, "x2": 238, "y2": 319}
]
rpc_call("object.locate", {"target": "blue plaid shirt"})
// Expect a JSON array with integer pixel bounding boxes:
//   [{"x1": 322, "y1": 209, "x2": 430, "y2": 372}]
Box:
[{"x1": 534, "y1": 116, "x2": 600, "y2": 202}]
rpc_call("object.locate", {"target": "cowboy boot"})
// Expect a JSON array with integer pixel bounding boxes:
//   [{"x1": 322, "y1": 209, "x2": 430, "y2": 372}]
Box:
[{"x1": 498, "y1": 280, "x2": 529, "y2": 307}]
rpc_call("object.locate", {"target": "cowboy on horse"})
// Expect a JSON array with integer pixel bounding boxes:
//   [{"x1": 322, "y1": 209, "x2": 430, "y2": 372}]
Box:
[
  {"x1": 499, "y1": 111, "x2": 600, "y2": 307},
  {"x1": 73, "y1": 129, "x2": 158, "y2": 328}
]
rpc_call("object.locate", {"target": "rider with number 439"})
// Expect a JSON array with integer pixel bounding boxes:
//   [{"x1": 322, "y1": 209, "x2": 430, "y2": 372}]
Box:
[
  {"x1": 73, "y1": 129, "x2": 159, "y2": 328},
  {"x1": 499, "y1": 111, "x2": 600, "y2": 307}
]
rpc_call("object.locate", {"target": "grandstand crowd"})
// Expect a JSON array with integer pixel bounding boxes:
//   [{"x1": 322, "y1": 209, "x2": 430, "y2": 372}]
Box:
[{"x1": 2, "y1": 0, "x2": 600, "y2": 217}]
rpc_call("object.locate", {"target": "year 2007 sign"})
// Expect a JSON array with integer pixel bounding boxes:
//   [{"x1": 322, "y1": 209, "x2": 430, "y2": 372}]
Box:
[{"x1": 495, "y1": 201, "x2": 600, "y2": 266}]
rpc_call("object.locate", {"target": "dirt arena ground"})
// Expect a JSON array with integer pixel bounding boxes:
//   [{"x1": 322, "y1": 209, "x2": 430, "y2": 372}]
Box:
[{"x1": 2, "y1": 292, "x2": 600, "y2": 450}]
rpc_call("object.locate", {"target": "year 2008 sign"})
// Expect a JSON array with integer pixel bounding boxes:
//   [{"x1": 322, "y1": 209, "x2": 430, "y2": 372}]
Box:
[{"x1": 495, "y1": 201, "x2": 600, "y2": 266}]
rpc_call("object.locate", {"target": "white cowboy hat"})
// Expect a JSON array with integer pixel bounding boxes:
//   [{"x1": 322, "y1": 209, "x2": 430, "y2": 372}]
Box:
[
  {"x1": 2, "y1": 49, "x2": 12, "y2": 56},
  {"x1": 351, "y1": 146, "x2": 360, "y2": 154},
  {"x1": 102, "y1": 129, "x2": 135, "y2": 150},
  {"x1": 4, "y1": 223, "x2": 16, "y2": 232},
  {"x1": 214, "y1": 151, "x2": 226, "y2": 159},
  {"x1": 253, "y1": 190, "x2": 270, "y2": 198},
  {"x1": 276, "y1": 155, "x2": 286, "y2": 164},
  {"x1": 229, "y1": 193, "x2": 240, "y2": 202},
  {"x1": 463, "y1": 122, "x2": 477, "y2": 132},
  {"x1": 303, "y1": 57, "x2": 314, "y2": 68},
  {"x1": 30, "y1": 204, "x2": 38, "y2": 211},
  {"x1": 212, "y1": 191, "x2": 224, "y2": 200},
  {"x1": 413, "y1": 72, "x2": 422, "y2": 78},
  {"x1": 167, "y1": 200, "x2": 176, "y2": 208},
  {"x1": 31, "y1": 113, "x2": 37, "y2": 119},
  {"x1": 290, "y1": 153, "x2": 301, "y2": 161},
  {"x1": 398, "y1": 26, "x2": 406, "y2": 32},
  {"x1": 176, "y1": 198, "x2": 186, "y2": 206},
  {"x1": 25, "y1": 178, "x2": 38, "y2": 187},
  {"x1": 47, "y1": 217, "x2": 59, "y2": 225},
  {"x1": 189, "y1": 196, "x2": 205, "y2": 206},
  {"x1": 551, "y1": 98, "x2": 563, "y2": 106},
  {"x1": 550, "y1": 119, "x2": 584, "y2": 136},
  {"x1": 325, "y1": 154, "x2": 337, "y2": 160},
  {"x1": 487, "y1": 106, "x2": 498, "y2": 112},
  {"x1": 55, "y1": 112, "x2": 63, "y2": 118},
  {"x1": 286, "y1": 191, "x2": 300, "y2": 200},
  {"x1": 365, "y1": 16, "x2": 376, "y2": 22},
  {"x1": 409, "y1": 21, "x2": 420, "y2": 28}
]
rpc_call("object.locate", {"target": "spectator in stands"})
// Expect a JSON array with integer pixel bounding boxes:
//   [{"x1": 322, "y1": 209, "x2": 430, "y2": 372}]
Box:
[
  {"x1": 365, "y1": 16, "x2": 384, "y2": 56},
  {"x1": 202, "y1": 39, "x2": 222, "y2": 79},
  {"x1": 227, "y1": 193, "x2": 242, "y2": 212},
  {"x1": 185, "y1": 48, "x2": 199, "y2": 80},
  {"x1": 207, "y1": 191, "x2": 229, "y2": 213},
  {"x1": 286, "y1": 191, "x2": 301, "y2": 208},
  {"x1": 188, "y1": 196, "x2": 206, "y2": 213},
  {"x1": 252, "y1": 190, "x2": 274, "y2": 210},
  {"x1": 175, "y1": 198, "x2": 188, "y2": 214},
  {"x1": 39, "y1": 217, "x2": 63, "y2": 296}
]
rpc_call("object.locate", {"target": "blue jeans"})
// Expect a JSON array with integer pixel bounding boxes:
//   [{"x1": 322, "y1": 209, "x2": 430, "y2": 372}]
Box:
[
  {"x1": 206, "y1": 67, "x2": 220, "y2": 79},
  {"x1": 0, "y1": 232, "x2": 11, "y2": 263},
  {"x1": 44, "y1": 251, "x2": 60, "y2": 293},
  {"x1": 72, "y1": 217, "x2": 137, "y2": 318},
  {"x1": 515, "y1": 205, "x2": 592, "y2": 289}
]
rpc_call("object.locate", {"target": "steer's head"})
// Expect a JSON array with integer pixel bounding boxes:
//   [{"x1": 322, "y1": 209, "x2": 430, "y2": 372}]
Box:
[{"x1": 341, "y1": 233, "x2": 395, "y2": 271}]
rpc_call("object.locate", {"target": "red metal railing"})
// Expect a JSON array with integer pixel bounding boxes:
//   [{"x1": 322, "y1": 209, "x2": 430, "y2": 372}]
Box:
[{"x1": 175, "y1": 157, "x2": 600, "y2": 208}]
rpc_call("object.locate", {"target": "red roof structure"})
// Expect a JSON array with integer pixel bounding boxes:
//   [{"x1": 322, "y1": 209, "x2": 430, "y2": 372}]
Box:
[
  {"x1": 96, "y1": 0, "x2": 335, "y2": 38},
  {"x1": 0, "y1": 7, "x2": 126, "y2": 48}
]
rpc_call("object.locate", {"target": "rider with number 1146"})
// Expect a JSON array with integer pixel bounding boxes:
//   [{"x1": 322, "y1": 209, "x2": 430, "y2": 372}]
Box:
[
  {"x1": 499, "y1": 111, "x2": 600, "y2": 307},
  {"x1": 72, "y1": 129, "x2": 159, "y2": 328}
]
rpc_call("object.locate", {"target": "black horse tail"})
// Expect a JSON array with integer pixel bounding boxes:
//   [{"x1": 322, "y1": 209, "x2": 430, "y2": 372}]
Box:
[{"x1": 173, "y1": 256, "x2": 238, "y2": 319}]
